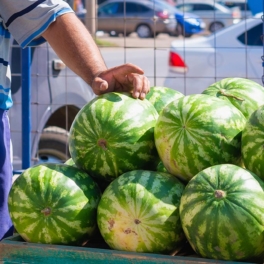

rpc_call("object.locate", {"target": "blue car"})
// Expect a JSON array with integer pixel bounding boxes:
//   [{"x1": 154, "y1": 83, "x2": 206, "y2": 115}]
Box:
[{"x1": 150, "y1": 0, "x2": 206, "y2": 37}]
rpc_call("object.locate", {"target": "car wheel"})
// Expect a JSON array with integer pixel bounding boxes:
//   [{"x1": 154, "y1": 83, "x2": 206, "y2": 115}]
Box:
[
  {"x1": 109, "y1": 31, "x2": 119, "y2": 37},
  {"x1": 37, "y1": 126, "x2": 70, "y2": 164},
  {"x1": 176, "y1": 24, "x2": 192, "y2": 38},
  {"x1": 209, "y1": 22, "x2": 224, "y2": 33},
  {"x1": 136, "y1": 24, "x2": 153, "y2": 38}
]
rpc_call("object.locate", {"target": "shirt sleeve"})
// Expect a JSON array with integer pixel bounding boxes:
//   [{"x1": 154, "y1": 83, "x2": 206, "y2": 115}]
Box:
[{"x1": 0, "y1": 0, "x2": 74, "y2": 48}]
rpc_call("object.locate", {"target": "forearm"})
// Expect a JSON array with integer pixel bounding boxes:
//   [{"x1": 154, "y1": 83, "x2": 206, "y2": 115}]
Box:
[{"x1": 42, "y1": 13, "x2": 107, "y2": 86}]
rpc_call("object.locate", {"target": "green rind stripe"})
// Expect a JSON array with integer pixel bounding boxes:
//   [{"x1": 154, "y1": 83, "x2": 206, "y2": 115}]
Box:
[
  {"x1": 69, "y1": 92, "x2": 159, "y2": 181},
  {"x1": 179, "y1": 164, "x2": 264, "y2": 261},
  {"x1": 242, "y1": 105, "x2": 264, "y2": 181},
  {"x1": 155, "y1": 94, "x2": 246, "y2": 181},
  {"x1": 97, "y1": 170, "x2": 185, "y2": 254},
  {"x1": 146, "y1": 86, "x2": 184, "y2": 114},
  {"x1": 202, "y1": 77, "x2": 264, "y2": 119},
  {"x1": 8, "y1": 164, "x2": 101, "y2": 245}
]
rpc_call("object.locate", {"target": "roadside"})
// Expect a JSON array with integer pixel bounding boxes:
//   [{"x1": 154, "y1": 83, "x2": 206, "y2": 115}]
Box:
[{"x1": 95, "y1": 32, "x2": 209, "y2": 48}]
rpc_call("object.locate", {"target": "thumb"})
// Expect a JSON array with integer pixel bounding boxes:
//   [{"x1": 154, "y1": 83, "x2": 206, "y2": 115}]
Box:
[{"x1": 92, "y1": 76, "x2": 109, "y2": 95}]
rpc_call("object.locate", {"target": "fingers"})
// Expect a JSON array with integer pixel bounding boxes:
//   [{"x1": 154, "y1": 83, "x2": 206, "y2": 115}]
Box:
[
  {"x1": 91, "y1": 63, "x2": 150, "y2": 99},
  {"x1": 92, "y1": 76, "x2": 109, "y2": 95},
  {"x1": 127, "y1": 73, "x2": 150, "y2": 100},
  {"x1": 113, "y1": 63, "x2": 144, "y2": 76}
]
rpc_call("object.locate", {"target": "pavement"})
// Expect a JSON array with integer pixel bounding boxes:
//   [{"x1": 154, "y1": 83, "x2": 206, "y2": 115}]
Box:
[
  {"x1": 96, "y1": 33, "x2": 179, "y2": 48},
  {"x1": 95, "y1": 32, "x2": 208, "y2": 49}
]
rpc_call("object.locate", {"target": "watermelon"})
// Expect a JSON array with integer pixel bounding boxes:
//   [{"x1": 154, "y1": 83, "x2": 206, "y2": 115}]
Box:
[
  {"x1": 156, "y1": 160, "x2": 168, "y2": 173},
  {"x1": 242, "y1": 105, "x2": 264, "y2": 180},
  {"x1": 97, "y1": 170, "x2": 186, "y2": 254},
  {"x1": 64, "y1": 158, "x2": 76, "y2": 167},
  {"x1": 202, "y1": 78, "x2": 264, "y2": 119},
  {"x1": 64, "y1": 158, "x2": 110, "y2": 192},
  {"x1": 179, "y1": 164, "x2": 264, "y2": 261},
  {"x1": 146, "y1": 86, "x2": 184, "y2": 114},
  {"x1": 8, "y1": 163, "x2": 101, "y2": 245},
  {"x1": 69, "y1": 92, "x2": 160, "y2": 182},
  {"x1": 154, "y1": 94, "x2": 247, "y2": 182}
]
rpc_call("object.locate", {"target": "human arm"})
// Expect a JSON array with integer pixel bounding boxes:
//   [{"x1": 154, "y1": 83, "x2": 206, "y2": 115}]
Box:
[{"x1": 42, "y1": 13, "x2": 149, "y2": 99}]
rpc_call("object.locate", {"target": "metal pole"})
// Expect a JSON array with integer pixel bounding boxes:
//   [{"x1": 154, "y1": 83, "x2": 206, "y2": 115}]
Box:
[
  {"x1": 85, "y1": 0, "x2": 96, "y2": 37},
  {"x1": 21, "y1": 47, "x2": 31, "y2": 170}
]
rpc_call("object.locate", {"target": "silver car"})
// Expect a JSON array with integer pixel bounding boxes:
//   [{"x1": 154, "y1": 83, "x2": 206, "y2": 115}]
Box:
[
  {"x1": 176, "y1": 1, "x2": 241, "y2": 32},
  {"x1": 97, "y1": 0, "x2": 177, "y2": 38},
  {"x1": 9, "y1": 40, "x2": 96, "y2": 170},
  {"x1": 217, "y1": 0, "x2": 253, "y2": 19}
]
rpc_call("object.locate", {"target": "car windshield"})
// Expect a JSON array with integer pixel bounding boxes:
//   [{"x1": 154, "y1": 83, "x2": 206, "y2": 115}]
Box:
[{"x1": 214, "y1": 2, "x2": 233, "y2": 12}]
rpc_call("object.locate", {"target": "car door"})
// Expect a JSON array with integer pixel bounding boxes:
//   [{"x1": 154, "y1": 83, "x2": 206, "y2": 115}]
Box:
[
  {"x1": 237, "y1": 22, "x2": 263, "y2": 85},
  {"x1": 97, "y1": 2, "x2": 124, "y2": 34},
  {"x1": 124, "y1": 2, "x2": 153, "y2": 34},
  {"x1": 213, "y1": 20, "x2": 263, "y2": 86}
]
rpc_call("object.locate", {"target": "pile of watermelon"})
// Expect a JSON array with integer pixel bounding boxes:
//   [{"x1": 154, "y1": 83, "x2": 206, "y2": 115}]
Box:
[{"x1": 8, "y1": 78, "x2": 264, "y2": 262}]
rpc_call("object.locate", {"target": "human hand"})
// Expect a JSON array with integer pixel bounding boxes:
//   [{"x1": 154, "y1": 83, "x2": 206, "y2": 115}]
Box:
[{"x1": 91, "y1": 63, "x2": 150, "y2": 100}]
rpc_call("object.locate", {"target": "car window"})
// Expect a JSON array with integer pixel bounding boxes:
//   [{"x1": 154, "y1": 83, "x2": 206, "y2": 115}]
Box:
[
  {"x1": 193, "y1": 4, "x2": 215, "y2": 11},
  {"x1": 218, "y1": 1, "x2": 250, "y2": 11},
  {"x1": 214, "y1": 2, "x2": 232, "y2": 12},
  {"x1": 237, "y1": 23, "x2": 262, "y2": 46},
  {"x1": 234, "y1": 3, "x2": 250, "y2": 11},
  {"x1": 99, "y1": 2, "x2": 124, "y2": 15},
  {"x1": 125, "y1": 3, "x2": 151, "y2": 13},
  {"x1": 177, "y1": 4, "x2": 193, "y2": 12},
  {"x1": 126, "y1": 3, "x2": 138, "y2": 13},
  {"x1": 137, "y1": 4, "x2": 151, "y2": 13}
]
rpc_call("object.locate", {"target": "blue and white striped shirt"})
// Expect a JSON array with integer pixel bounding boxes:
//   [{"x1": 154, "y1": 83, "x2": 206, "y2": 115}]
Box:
[{"x1": 0, "y1": 0, "x2": 73, "y2": 110}]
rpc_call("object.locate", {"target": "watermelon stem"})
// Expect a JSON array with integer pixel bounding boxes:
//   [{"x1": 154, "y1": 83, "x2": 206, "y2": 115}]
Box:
[
  {"x1": 214, "y1": 190, "x2": 226, "y2": 199},
  {"x1": 41, "y1": 207, "x2": 52, "y2": 216},
  {"x1": 98, "y1": 139, "x2": 107, "y2": 150},
  {"x1": 219, "y1": 90, "x2": 244, "y2": 101},
  {"x1": 134, "y1": 219, "x2": 141, "y2": 224}
]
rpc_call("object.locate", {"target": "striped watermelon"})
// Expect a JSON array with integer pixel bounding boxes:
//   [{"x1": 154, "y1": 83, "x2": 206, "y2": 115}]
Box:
[
  {"x1": 8, "y1": 163, "x2": 101, "y2": 245},
  {"x1": 64, "y1": 158, "x2": 76, "y2": 167},
  {"x1": 242, "y1": 105, "x2": 264, "y2": 180},
  {"x1": 97, "y1": 170, "x2": 186, "y2": 254},
  {"x1": 146, "y1": 86, "x2": 184, "y2": 114},
  {"x1": 202, "y1": 78, "x2": 264, "y2": 119},
  {"x1": 154, "y1": 94, "x2": 247, "y2": 181},
  {"x1": 179, "y1": 164, "x2": 264, "y2": 261},
  {"x1": 64, "y1": 158, "x2": 110, "y2": 192},
  {"x1": 69, "y1": 92, "x2": 160, "y2": 182},
  {"x1": 156, "y1": 161, "x2": 168, "y2": 173}
]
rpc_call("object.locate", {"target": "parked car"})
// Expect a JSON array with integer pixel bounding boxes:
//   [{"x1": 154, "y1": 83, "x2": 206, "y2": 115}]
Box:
[
  {"x1": 163, "y1": 13, "x2": 263, "y2": 95},
  {"x1": 149, "y1": 0, "x2": 206, "y2": 37},
  {"x1": 9, "y1": 40, "x2": 96, "y2": 170},
  {"x1": 176, "y1": 1, "x2": 241, "y2": 32},
  {"x1": 97, "y1": 0, "x2": 177, "y2": 38},
  {"x1": 217, "y1": 0, "x2": 253, "y2": 18},
  {"x1": 98, "y1": 0, "x2": 107, "y2": 4}
]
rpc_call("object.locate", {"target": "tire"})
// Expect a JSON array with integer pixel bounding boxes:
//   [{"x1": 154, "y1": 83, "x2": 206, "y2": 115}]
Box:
[
  {"x1": 37, "y1": 126, "x2": 70, "y2": 165},
  {"x1": 176, "y1": 24, "x2": 193, "y2": 38},
  {"x1": 109, "y1": 31, "x2": 119, "y2": 37},
  {"x1": 136, "y1": 24, "x2": 153, "y2": 38},
  {"x1": 209, "y1": 22, "x2": 224, "y2": 33}
]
